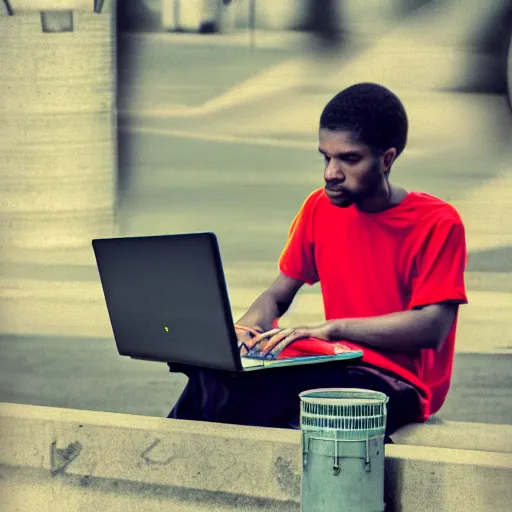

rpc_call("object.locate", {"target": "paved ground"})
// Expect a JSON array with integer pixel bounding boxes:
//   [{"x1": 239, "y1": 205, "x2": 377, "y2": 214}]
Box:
[
  {"x1": 0, "y1": 334, "x2": 510, "y2": 424},
  {"x1": 1, "y1": 16, "x2": 512, "y2": 425}
]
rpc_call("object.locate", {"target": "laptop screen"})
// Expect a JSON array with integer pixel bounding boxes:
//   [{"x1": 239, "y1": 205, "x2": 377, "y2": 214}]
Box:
[{"x1": 92, "y1": 233, "x2": 242, "y2": 371}]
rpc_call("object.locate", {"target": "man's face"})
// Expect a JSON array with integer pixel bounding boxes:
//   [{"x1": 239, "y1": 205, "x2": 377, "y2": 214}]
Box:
[{"x1": 318, "y1": 129, "x2": 384, "y2": 208}]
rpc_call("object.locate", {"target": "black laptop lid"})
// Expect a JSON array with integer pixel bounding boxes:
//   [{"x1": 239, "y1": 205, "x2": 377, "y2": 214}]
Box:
[{"x1": 92, "y1": 233, "x2": 242, "y2": 371}]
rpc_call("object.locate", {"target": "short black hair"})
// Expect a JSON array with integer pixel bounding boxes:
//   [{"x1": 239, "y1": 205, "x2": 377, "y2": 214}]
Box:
[{"x1": 319, "y1": 83, "x2": 408, "y2": 156}]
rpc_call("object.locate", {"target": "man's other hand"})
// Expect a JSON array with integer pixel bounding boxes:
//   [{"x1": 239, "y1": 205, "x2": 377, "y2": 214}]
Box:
[{"x1": 248, "y1": 323, "x2": 335, "y2": 359}]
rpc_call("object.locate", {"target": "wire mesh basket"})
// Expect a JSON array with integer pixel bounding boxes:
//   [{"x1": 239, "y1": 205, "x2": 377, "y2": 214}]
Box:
[{"x1": 299, "y1": 388, "x2": 389, "y2": 441}]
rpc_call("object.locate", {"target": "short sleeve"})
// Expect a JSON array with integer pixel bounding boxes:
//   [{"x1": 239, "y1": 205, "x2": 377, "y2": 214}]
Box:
[
  {"x1": 408, "y1": 218, "x2": 468, "y2": 309},
  {"x1": 278, "y1": 191, "x2": 320, "y2": 285}
]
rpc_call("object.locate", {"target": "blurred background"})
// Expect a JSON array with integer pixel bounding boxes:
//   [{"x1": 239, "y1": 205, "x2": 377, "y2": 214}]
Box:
[{"x1": 1, "y1": 0, "x2": 511, "y2": 425}]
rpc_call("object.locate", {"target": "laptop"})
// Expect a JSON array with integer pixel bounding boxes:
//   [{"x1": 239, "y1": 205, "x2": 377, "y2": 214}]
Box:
[{"x1": 92, "y1": 232, "x2": 363, "y2": 372}]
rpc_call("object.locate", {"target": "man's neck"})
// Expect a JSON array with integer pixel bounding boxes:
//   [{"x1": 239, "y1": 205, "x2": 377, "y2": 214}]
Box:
[{"x1": 357, "y1": 184, "x2": 408, "y2": 213}]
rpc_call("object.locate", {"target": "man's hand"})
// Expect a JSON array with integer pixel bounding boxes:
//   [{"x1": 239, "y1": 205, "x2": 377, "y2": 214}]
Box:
[
  {"x1": 234, "y1": 325, "x2": 264, "y2": 356},
  {"x1": 248, "y1": 323, "x2": 335, "y2": 359}
]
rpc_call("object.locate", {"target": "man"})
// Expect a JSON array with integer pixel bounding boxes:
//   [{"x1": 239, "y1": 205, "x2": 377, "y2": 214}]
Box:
[{"x1": 168, "y1": 82, "x2": 468, "y2": 436}]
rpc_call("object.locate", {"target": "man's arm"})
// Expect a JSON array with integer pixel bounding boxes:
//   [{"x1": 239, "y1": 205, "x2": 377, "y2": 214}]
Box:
[
  {"x1": 235, "y1": 273, "x2": 305, "y2": 332},
  {"x1": 328, "y1": 302, "x2": 459, "y2": 351},
  {"x1": 253, "y1": 302, "x2": 459, "y2": 358}
]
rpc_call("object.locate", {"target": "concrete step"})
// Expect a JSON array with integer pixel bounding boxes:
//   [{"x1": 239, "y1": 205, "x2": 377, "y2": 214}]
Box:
[
  {"x1": 0, "y1": 402, "x2": 511, "y2": 512},
  {"x1": 1, "y1": 272, "x2": 512, "y2": 354}
]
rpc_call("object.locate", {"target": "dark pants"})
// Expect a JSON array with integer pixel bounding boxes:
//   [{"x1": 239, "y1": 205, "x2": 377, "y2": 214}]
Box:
[{"x1": 167, "y1": 361, "x2": 424, "y2": 438}]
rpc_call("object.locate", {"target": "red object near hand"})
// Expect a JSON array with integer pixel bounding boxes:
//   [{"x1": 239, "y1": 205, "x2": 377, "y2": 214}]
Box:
[{"x1": 267, "y1": 318, "x2": 358, "y2": 359}]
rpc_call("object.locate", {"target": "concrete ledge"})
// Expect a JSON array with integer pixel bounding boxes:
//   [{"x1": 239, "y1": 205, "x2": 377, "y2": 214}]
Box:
[
  {"x1": 0, "y1": 402, "x2": 301, "y2": 509},
  {"x1": 391, "y1": 419, "x2": 512, "y2": 454},
  {"x1": 384, "y1": 445, "x2": 512, "y2": 512},
  {"x1": 1, "y1": 403, "x2": 511, "y2": 512}
]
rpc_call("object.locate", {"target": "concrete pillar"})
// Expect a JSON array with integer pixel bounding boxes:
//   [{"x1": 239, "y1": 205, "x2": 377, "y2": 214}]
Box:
[{"x1": 0, "y1": 2, "x2": 118, "y2": 266}]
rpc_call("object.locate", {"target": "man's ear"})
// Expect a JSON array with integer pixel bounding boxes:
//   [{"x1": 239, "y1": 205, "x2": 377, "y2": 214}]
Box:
[{"x1": 383, "y1": 148, "x2": 397, "y2": 172}]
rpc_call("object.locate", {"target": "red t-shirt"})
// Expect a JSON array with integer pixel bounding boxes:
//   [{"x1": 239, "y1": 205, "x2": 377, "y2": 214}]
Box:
[{"x1": 278, "y1": 188, "x2": 468, "y2": 421}]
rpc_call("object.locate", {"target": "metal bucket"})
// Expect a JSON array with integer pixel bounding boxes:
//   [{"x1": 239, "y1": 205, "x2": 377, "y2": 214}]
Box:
[{"x1": 299, "y1": 388, "x2": 389, "y2": 512}]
